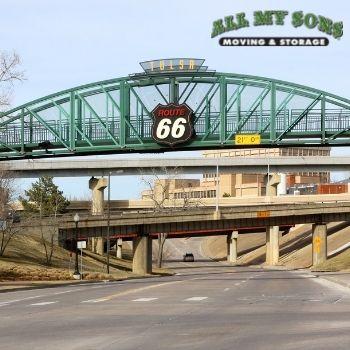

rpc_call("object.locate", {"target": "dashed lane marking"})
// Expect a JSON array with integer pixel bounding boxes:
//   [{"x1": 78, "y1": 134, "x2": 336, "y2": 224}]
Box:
[
  {"x1": 224, "y1": 288, "x2": 230, "y2": 292},
  {"x1": 184, "y1": 297, "x2": 208, "y2": 301},
  {"x1": 132, "y1": 298, "x2": 158, "y2": 302},
  {"x1": 29, "y1": 301, "x2": 58, "y2": 306},
  {"x1": 0, "y1": 295, "x2": 45, "y2": 307},
  {"x1": 54, "y1": 289, "x2": 79, "y2": 295},
  {"x1": 80, "y1": 298, "x2": 109, "y2": 303},
  {"x1": 85, "y1": 280, "x2": 186, "y2": 303}
]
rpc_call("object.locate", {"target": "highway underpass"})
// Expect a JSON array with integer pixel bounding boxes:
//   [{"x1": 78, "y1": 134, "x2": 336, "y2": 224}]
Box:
[{"x1": 50, "y1": 200, "x2": 350, "y2": 274}]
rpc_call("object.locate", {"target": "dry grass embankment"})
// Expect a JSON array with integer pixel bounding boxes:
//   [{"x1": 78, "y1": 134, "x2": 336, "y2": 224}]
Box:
[
  {"x1": 0, "y1": 229, "x2": 132, "y2": 281},
  {"x1": 202, "y1": 222, "x2": 350, "y2": 271}
]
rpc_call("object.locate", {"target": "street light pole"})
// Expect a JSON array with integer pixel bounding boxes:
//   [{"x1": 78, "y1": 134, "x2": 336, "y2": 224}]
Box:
[
  {"x1": 106, "y1": 172, "x2": 111, "y2": 274},
  {"x1": 73, "y1": 213, "x2": 80, "y2": 279},
  {"x1": 215, "y1": 158, "x2": 219, "y2": 212}
]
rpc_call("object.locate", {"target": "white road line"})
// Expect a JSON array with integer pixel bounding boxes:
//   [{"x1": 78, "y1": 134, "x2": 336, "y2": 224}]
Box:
[
  {"x1": 184, "y1": 297, "x2": 208, "y2": 301},
  {"x1": 235, "y1": 283, "x2": 241, "y2": 286},
  {"x1": 80, "y1": 298, "x2": 108, "y2": 303},
  {"x1": 224, "y1": 288, "x2": 230, "y2": 291},
  {"x1": 0, "y1": 295, "x2": 45, "y2": 307},
  {"x1": 54, "y1": 289, "x2": 78, "y2": 295},
  {"x1": 132, "y1": 297, "x2": 158, "y2": 302},
  {"x1": 29, "y1": 301, "x2": 58, "y2": 306}
]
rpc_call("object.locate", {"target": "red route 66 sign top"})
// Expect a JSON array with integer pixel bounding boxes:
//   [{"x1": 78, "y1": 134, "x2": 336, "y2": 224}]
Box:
[{"x1": 151, "y1": 103, "x2": 194, "y2": 146}]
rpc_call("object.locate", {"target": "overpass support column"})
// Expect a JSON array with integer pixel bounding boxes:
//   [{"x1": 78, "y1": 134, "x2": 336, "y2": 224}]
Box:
[
  {"x1": 277, "y1": 173, "x2": 287, "y2": 196},
  {"x1": 89, "y1": 177, "x2": 108, "y2": 215},
  {"x1": 91, "y1": 237, "x2": 97, "y2": 253},
  {"x1": 227, "y1": 231, "x2": 238, "y2": 264},
  {"x1": 264, "y1": 173, "x2": 280, "y2": 196},
  {"x1": 96, "y1": 237, "x2": 105, "y2": 256},
  {"x1": 266, "y1": 226, "x2": 279, "y2": 265},
  {"x1": 312, "y1": 223, "x2": 327, "y2": 266},
  {"x1": 132, "y1": 234, "x2": 152, "y2": 275},
  {"x1": 116, "y1": 238, "x2": 123, "y2": 259}
]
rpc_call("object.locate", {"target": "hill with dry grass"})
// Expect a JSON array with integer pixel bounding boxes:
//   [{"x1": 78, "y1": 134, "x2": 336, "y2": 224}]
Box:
[
  {"x1": 0, "y1": 228, "x2": 132, "y2": 281},
  {"x1": 202, "y1": 223, "x2": 350, "y2": 271}
]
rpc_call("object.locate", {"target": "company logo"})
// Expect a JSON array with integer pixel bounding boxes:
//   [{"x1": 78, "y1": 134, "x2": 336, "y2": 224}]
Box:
[
  {"x1": 151, "y1": 103, "x2": 194, "y2": 146},
  {"x1": 211, "y1": 10, "x2": 343, "y2": 47}
]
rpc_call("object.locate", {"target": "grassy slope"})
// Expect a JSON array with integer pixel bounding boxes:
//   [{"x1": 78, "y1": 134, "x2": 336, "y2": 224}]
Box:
[
  {"x1": 201, "y1": 232, "x2": 266, "y2": 261},
  {"x1": 315, "y1": 249, "x2": 350, "y2": 271},
  {"x1": 0, "y1": 230, "x2": 131, "y2": 281},
  {"x1": 202, "y1": 222, "x2": 350, "y2": 271}
]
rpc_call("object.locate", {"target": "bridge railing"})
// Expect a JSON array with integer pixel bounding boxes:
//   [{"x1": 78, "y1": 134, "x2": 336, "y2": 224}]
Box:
[{"x1": 1, "y1": 72, "x2": 350, "y2": 159}]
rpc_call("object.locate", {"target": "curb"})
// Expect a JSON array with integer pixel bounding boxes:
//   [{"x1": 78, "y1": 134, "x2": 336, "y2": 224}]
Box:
[
  {"x1": 0, "y1": 272, "x2": 173, "y2": 294},
  {"x1": 0, "y1": 279, "x2": 117, "y2": 294},
  {"x1": 315, "y1": 275, "x2": 350, "y2": 289}
]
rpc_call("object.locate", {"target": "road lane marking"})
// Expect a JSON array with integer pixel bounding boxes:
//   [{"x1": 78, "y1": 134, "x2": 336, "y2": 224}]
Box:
[
  {"x1": 132, "y1": 298, "x2": 158, "y2": 302},
  {"x1": 184, "y1": 297, "x2": 208, "y2": 301},
  {"x1": 224, "y1": 288, "x2": 230, "y2": 291},
  {"x1": 29, "y1": 301, "x2": 58, "y2": 306},
  {"x1": 54, "y1": 289, "x2": 78, "y2": 295},
  {"x1": 0, "y1": 295, "x2": 45, "y2": 307},
  {"x1": 88, "y1": 280, "x2": 185, "y2": 303},
  {"x1": 81, "y1": 298, "x2": 109, "y2": 303}
]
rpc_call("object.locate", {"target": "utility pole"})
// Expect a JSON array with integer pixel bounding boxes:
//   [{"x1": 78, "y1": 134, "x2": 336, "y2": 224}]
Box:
[
  {"x1": 73, "y1": 213, "x2": 80, "y2": 279},
  {"x1": 215, "y1": 158, "x2": 219, "y2": 212},
  {"x1": 106, "y1": 172, "x2": 111, "y2": 274}
]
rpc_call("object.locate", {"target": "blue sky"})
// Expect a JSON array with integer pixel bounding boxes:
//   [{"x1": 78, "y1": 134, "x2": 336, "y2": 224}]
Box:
[{"x1": 1, "y1": 0, "x2": 349, "y2": 199}]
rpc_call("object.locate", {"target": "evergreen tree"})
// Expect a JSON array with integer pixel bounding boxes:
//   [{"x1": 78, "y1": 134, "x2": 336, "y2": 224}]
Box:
[{"x1": 20, "y1": 176, "x2": 69, "y2": 216}]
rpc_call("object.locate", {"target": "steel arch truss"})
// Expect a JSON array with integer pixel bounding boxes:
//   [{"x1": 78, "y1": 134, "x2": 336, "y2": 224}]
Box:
[{"x1": 1, "y1": 71, "x2": 350, "y2": 159}]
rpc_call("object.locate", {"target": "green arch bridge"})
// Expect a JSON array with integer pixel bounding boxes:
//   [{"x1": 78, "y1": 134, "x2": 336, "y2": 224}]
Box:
[{"x1": 1, "y1": 58, "x2": 349, "y2": 160}]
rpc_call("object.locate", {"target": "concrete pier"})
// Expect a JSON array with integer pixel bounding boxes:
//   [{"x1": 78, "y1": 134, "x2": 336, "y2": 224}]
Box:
[
  {"x1": 116, "y1": 238, "x2": 123, "y2": 259},
  {"x1": 266, "y1": 226, "x2": 279, "y2": 265},
  {"x1": 132, "y1": 235, "x2": 152, "y2": 275},
  {"x1": 312, "y1": 223, "x2": 327, "y2": 266},
  {"x1": 95, "y1": 237, "x2": 104, "y2": 256},
  {"x1": 89, "y1": 177, "x2": 108, "y2": 215},
  {"x1": 264, "y1": 173, "x2": 280, "y2": 196},
  {"x1": 227, "y1": 231, "x2": 238, "y2": 264}
]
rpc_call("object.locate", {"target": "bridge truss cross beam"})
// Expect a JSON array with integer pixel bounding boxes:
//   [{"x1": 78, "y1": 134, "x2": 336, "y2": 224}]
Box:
[{"x1": 1, "y1": 67, "x2": 350, "y2": 160}]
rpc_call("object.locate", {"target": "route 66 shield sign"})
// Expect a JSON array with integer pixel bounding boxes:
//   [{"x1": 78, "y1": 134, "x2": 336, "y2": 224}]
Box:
[{"x1": 151, "y1": 103, "x2": 194, "y2": 146}]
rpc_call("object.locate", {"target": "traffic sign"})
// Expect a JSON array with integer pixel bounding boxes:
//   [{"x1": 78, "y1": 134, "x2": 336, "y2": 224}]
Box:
[
  {"x1": 77, "y1": 241, "x2": 86, "y2": 249},
  {"x1": 235, "y1": 134, "x2": 261, "y2": 145}
]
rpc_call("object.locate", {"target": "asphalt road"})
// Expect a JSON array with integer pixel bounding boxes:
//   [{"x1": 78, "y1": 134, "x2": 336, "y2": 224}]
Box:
[{"x1": 1, "y1": 260, "x2": 350, "y2": 350}]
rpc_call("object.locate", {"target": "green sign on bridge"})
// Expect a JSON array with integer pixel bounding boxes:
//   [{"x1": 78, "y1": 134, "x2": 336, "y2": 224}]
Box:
[{"x1": 0, "y1": 58, "x2": 350, "y2": 160}]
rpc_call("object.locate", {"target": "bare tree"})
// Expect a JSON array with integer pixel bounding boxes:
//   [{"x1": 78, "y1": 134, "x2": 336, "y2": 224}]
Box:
[
  {"x1": 0, "y1": 170, "x2": 19, "y2": 256},
  {"x1": 38, "y1": 198, "x2": 61, "y2": 266},
  {"x1": 0, "y1": 50, "x2": 25, "y2": 111},
  {"x1": 152, "y1": 238, "x2": 171, "y2": 264},
  {"x1": 139, "y1": 167, "x2": 204, "y2": 268}
]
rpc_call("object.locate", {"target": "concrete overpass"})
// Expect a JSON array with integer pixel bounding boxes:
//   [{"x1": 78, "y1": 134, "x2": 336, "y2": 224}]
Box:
[
  {"x1": 56, "y1": 201, "x2": 350, "y2": 275},
  {"x1": 3, "y1": 156, "x2": 350, "y2": 177},
  {"x1": 65, "y1": 193, "x2": 350, "y2": 214}
]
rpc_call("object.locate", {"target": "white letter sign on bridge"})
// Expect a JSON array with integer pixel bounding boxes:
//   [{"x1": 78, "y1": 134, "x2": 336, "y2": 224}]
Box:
[{"x1": 151, "y1": 103, "x2": 194, "y2": 146}]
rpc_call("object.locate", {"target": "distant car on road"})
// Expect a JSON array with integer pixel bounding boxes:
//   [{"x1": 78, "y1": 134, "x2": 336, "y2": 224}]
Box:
[{"x1": 183, "y1": 253, "x2": 194, "y2": 262}]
